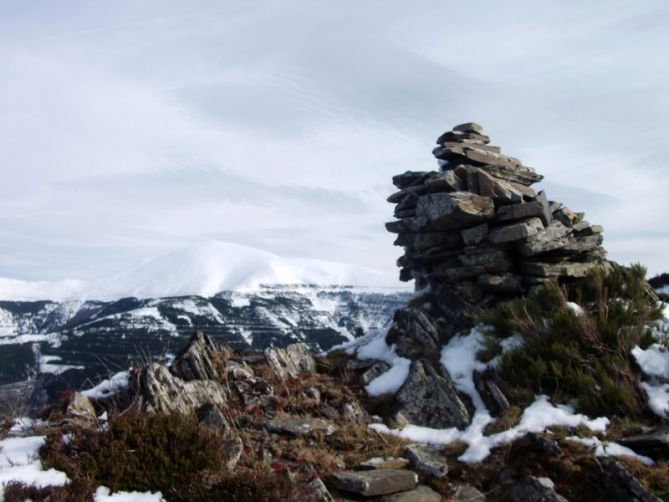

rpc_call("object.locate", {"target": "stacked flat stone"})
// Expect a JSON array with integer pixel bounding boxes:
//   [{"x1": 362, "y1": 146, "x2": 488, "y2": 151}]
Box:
[
  {"x1": 378, "y1": 123, "x2": 607, "y2": 428},
  {"x1": 386, "y1": 122, "x2": 605, "y2": 299}
]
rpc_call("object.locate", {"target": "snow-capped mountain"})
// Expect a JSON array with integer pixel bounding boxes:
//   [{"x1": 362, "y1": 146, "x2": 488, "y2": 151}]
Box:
[{"x1": 0, "y1": 242, "x2": 412, "y2": 389}]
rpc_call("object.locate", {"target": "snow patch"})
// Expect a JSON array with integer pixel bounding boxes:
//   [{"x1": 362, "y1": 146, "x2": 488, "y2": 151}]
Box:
[
  {"x1": 349, "y1": 331, "x2": 411, "y2": 396},
  {"x1": 0, "y1": 436, "x2": 69, "y2": 497},
  {"x1": 94, "y1": 486, "x2": 165, "y2": 501},
  {"x1": 632, "y1": 344, "x2": 669, "y2": 379},
  {"x1": 370, "y1": 327, "x2": 609, "y2": 463},
  {"x1": 639, "y1": 382, "x2": 669, "y2": 418},
  {"x1": 566, "y1": 436, "x2": 653, "y2": 465},
  {"x1": 82, "y1": 371, "x2": 129, "y2": 399},
  {"x1": 566, "y1": 302, "x2": 584, "y2": 316}
]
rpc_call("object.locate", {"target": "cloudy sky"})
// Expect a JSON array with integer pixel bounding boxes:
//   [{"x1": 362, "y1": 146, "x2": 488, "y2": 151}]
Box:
[{"x1": 1, "y1": 0, "x2": 668, "y2": 281}]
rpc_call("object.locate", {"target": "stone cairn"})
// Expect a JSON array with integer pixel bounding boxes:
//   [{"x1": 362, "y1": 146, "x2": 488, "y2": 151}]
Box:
[{"x1": 381, "y1": 123, "x2": 607, "y2": 428}]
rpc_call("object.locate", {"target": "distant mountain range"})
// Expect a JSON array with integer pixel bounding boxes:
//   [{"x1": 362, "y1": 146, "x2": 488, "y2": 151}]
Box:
[{"x1": 0, "y1": 242, "x2": 411, "y2": 389}]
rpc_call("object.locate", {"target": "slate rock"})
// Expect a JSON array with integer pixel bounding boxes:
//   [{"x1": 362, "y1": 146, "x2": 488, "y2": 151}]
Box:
[
  {"x1": 477, "y1": 169, "x2": 523, "y2": 204},
  {"x1": 266, "y1": 417, "x2": 337, "y2": 437},
  {"x1": 403, "y1": 443, "x2": 449, "y2": 478},
  {"x1": 171, "y1": 332, "x2": 226, "y2": 381},
  {"x1": 523, "y1": 261, "x2": 594, "y2": 278},
  {"x1": 132, "y1": 363, "x2": 227, "y2": 415},
  {"x1": 619, "y1": 428, "x2": 669, "y2": 460},
  {"x1": 394, "y1": 360, "x2": 470, "y2": 429},
  {"x1": 327, "y1": 469, "x2": 418, "y2": 497},
  {"x1": 359, "y1": 457, "x2": 410, "y2": 470},
  {"x1": 509, "y1": 476, "x2": 568, "y2": 502},
  {"x1": 415, "y1": 192, "x2": 495, "y2": 230},
  {"x1": 66, "y1": 392, "x2": 97, "y2": 424},
  {"x1": 518, "y1": 221, "x2": 572, "y2": 257},
  {"x1": 495, "y1": 192, "x2": 551, "y2": 226},
  {"x1": 264, "y1": 343, "x2": 316, "y2": 382},
  {"x1": 461, "y1": 223, "x2": 489, "y2": 246},
  {"x1": 453, "y1": 484, "x2": 487, "y2": 501},
  {"x1": 592, "y1": 459, "x2": 661, "y2": 502},
  {"x1": 477, "y1": 273, "x2": 524, "y2": 294},
  {"x1": 380, "y1": 484, "x2": 442, "y2": 502},
  {"x1": 361, "y1": 362, "x2": 392, "y2": 386},
  {"x1": 488, "y1": 218, "x2": 544, "y2": 244},
  {"x1": 393, "y1": 171, "x2": 430, "y2": 190},
  {"x1": 454, "y1": 122, "x2": 484, "y2": 134},
  {"x1": 473, "y1": 371, "x2": 510, "y2": 415}
]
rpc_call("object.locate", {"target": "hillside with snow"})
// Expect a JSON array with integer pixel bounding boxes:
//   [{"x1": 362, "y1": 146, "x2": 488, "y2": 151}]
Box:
[{"x1": 0, "y1": 241, "x2": 408, "y2": 302}]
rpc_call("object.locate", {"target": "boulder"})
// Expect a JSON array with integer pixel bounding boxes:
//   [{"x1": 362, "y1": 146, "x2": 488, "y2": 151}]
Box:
[
  {"x1": 394, "y1": 360, "x2": 470, "y2": 429},
  {"x1": 509, "y1": 476, "x2": 568, "y2": 502},
  {"x1": 403, "y1": 444, "x2": 448, "y2": 478},
  {"x1": 327, "y1": 469, "x2": 418, "y2": 497},
  {"x1": 170, "y1": 332, "x2": 225, "y2": 381},
  {"x1": 264, "y1": 343, "x2": 316, "y2": 382},
  {"x1": 266, "y1": 417, "x2": 337, "y2": 437}
]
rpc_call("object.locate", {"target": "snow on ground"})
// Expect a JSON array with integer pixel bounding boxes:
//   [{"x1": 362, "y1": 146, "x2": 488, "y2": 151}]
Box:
[
  {"x1": 82, "y1": 371, "x2": 130, "y2": 399},
  {"x1": 566, "y1": 302, "x2": 584, "y2": 316},
  {"x1": 0, "y1": 278, "x2": 86, "y2": 302},
  {"x1": 347, "y1": 330, "x2": 411, "y2": 396},
  {"x1": 566, "y1": 436, "x2": 653, "y2": 465},
  {"x1": 369, "y1": 327, "x2": 619, "y2": 464},
  {"x1": 0, "y1": 435, "x2": 69, "y2": 498},
  {"x1": 632, "y1": 344, "x2": 669, "y2": 379},
  {"x1": 631, "y1": 306, "x2": 669, "y2": 418},
  {"x1": 94, "y1": 486, "x2": 165, "y2": 501}
]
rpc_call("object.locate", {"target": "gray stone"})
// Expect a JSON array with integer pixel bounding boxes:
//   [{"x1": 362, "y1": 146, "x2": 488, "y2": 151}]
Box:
[
  {"x1": 309, "y1": 477, "x2": 335, "y2": 502},
  {"x1": 171, "y1": 332, "x2": 226, "y2": 381},
  {"x1": 380, "y1": 485, "x2": 442, "y2": 502},
  {"x1": 327, "y1": 469, "x2": 418, "y2": 497},
  {"x1": 509, "y1": 476, "x2": 568, "y2": 502},
  {"x1": 461, "y1": 223, "x2": 489, "y2": 246},
  {"x1": 436, "y1": 130, "x2": 491, "y2": 145},
  {"x1": 403, "y1": 443, "x2": 448, "y2": 478},
  {"x1": 593, "y1": 459, "x2": 661, "y2": 502},
  {"x1": 424, "y1": 170, "x2": 466, "y2": 192},
  {"x1": 132, "y1": 363, "x2": 227, "y2": 415},
  {"x1": 453, "y1": 484, "x2": 487, "y2": 502},
  {"x1": 197, "y1": 403, "x2": 233, "y2": 436},
  {"x1": 386, "y1": 308, "x2": 442, "y2": 360},
  {"x1": 361, "y1": 362, "x2": 392, "y2": 386},
  {"x1": 459, "y1": 247, "x2": 511, "y2": 268},
  {"x1": 415, "y1": 192, "x2": 495, "y2": 230},
  {"x1": 221, "y1": 435, "x2": 244, "y2": 470},
  {"x1": 553, "y1": 206, "x2": 580, "y2": 227},
  {"x1": 266, "y1": 417, "x2": 337, "y2": 437},
  {"x1": 477, "y1": 162, "x2": 543, "y2": 186},
  {"x1": 488, "y1": 218, "x2": 544, "y2": 244},
  {"x1": 393, "y1": 171, "x2": 430, "y2": 189},
  {"x1": 264, "y1": 343, "x2": 316, "y2": 381},
  {"x1": 454, "y1": 122, "x2": 484, "y2": 134},
  {"x1": 518, "y1": 221, "x2": 572, "y2": 257},
  {"x1": 619, "y1": 428, "x2": 669, "y2": 460},
  {"x1": 478, "y1": 273, "x2": 524, "y2": 294},
  {"x1": 477, "y1": 169, "x2": 523, "y2": 204},
  {"x1": 395, "y1": 360, "x2": 470, "y2": 429},
  {"x1": 386, "y1": 220, "x2": 408, "y2": 234},
  {"x1": 66, "y1": 392, "x2": 97, "y2": 423},
  {"x1": 359, "y1": 457, "x2": 410, "y2": 470},
  {"x1": 473, "y1": 371, "x2": 510, "y2": 415},
  {"x1": 523, "y1": 261, "x2": 595, "y2": 278},
  {"x1": 496, "y1": 192, "x2": 551, "y2": 226},
  {"x1": 342, "y1": 401, "x2": 369, "y2": 423}
]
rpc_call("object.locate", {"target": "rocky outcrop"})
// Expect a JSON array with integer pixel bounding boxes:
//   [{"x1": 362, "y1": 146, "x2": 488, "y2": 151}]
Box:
[{"x1": 264, "y1": 343, "x2": 317, "y2": 382}]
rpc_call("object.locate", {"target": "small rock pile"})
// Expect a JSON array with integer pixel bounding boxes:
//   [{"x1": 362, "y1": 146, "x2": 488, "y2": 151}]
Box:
[{"x1": 386, "y1": 122, "x2": 606, "y2": 337}]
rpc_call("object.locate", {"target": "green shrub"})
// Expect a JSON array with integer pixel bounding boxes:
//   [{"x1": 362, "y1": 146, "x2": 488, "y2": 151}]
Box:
[{"x1": 480, "y1": 263, "x2": 664, "y2": 417}]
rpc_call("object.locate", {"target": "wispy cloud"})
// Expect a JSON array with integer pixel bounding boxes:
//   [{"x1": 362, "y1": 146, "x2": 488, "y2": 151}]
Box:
[{"x1": 1, "y1": 0, "x2": 668, "y2": 280}]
